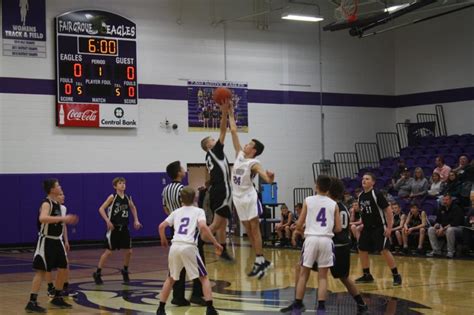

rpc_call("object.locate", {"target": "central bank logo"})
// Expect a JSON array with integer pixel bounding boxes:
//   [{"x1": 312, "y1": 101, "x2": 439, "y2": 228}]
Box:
[
  {"x1": 114, "y1": 107, "x2": 124, "y2": 118},
  {"x1": 70, "y1": 279, "x2": 430, "y2": 314}
]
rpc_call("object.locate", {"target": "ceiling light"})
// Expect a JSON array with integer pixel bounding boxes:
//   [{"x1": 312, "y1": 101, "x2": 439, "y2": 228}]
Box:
[{"x1": 282, "y1": 14, "x2": 324, "y2": 22}]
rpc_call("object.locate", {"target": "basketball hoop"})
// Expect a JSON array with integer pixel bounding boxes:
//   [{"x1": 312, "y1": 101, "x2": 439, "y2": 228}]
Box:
[{"x1": 337, "y1": 0, "x2": 359, "y2": 23}]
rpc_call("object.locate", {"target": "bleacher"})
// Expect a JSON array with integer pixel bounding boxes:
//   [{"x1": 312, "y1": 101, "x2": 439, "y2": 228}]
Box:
[{"x1": 312, "y1": 105, "x2": 473, "y2": 215}]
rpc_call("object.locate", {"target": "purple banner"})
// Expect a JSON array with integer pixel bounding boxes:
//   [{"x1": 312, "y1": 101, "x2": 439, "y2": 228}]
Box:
[
  {"x1": 2, "y1": 0, "x2": 46, "y2": 58},
  {"x1": 188, "y1": 80, "x2": 248, "y2": 132}
]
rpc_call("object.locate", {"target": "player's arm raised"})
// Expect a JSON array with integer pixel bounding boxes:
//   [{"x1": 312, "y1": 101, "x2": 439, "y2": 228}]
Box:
[
  {"x1": 99, "y1": 194, "x2": 115, "y2": 231},
  {"x1": 198, "y1": 220, "x2": 223, "y2": 254},
  {"x1": 333, "y1": 204, "x2": 342, "y2": 233},
  {"x1": 39, "y1": 203, "x2": 78, "y2": 225},
  {"x1": 218, "y1": 99, "x2": 230, "y2": 144},
  {"x1": 251, "y1": 163, "x2": 275, "y2": 184},
  {"x1": 228, "y1": 103, "x2": 242, "y2": 155},
  {"x1": 129, "y1": 196, "x2": 142, "y2": 230}
]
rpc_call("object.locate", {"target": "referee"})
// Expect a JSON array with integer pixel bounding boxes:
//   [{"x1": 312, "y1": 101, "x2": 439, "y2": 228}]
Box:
[{"x1": 161, "y1": 161, "x2": 206, "y2": 306}]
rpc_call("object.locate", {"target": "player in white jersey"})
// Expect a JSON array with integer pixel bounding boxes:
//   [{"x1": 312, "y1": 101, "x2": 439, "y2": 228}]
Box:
[
  {"x1": 228, "y1": 103, "x2": 275, "y2": 279},
  {"x1": 289, "y1": 175, "x2": 342, "y2": 314},
  {"x1": 157, "y1": 186, "x2": 222, "y2": 315}
]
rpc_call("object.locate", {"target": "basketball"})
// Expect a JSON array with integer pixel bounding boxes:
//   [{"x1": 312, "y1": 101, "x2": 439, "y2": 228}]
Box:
[{"x1": 212, "y1": 87, "x2": 232, "y2": 105}]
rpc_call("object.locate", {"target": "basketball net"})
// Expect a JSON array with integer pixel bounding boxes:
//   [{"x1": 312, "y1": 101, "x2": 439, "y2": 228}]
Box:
[{"x1": 335, "y1": 0, "x2": 359, "y2": 23}]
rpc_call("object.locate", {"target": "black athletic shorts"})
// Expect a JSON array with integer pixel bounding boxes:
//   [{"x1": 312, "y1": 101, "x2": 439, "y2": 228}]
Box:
[
  {"x1": 105, "y1": 226, "x2": 131, "y2": 250},
  {"x1": 209, "y1": 189, "x2": 232, "y2": 219},
  {"x1": 33, "y1": 237, "x2": 67, "y2": 272},
  {"x1": 311, "y1": 244, "x2": 350, "y2": 279},
  {"x1": 331, "y1": 245, "x2": 351, "y2": 278},
  {"x1": 358, "y1": 226, "x2": 390, "y2": 252}
]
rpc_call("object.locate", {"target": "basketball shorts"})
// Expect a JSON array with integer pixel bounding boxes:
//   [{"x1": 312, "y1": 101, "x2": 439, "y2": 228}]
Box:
[
  {"x1": 300, "y1": 236, "x2": 334, "y2": 269},
  {"x1": 233, "y1": 191, "x2": 262, "y2": 221},
  {"x1": 33, "y1": 236, "x2": 67, "y2": 272},
  {"x1": 105, "y1": 226, "x2": 131, "y2": 250},
  {"x1": 168, "y1": 243, "x2": 207, "y2": 281},
  {"x1": 209, "y1": 188, "x2": 232, "y2": 219},
  {"x1": 330, "y1": 245, "x2": 351, "y2": 278},
  {"x1": 358, "y1": 226, "x2": 390, "y2": 252}
]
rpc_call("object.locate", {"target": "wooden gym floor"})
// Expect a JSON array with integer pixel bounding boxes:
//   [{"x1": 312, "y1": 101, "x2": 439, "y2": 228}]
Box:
[{"x1": 1, "y1": 240, "x2": 473, "y2": 314}]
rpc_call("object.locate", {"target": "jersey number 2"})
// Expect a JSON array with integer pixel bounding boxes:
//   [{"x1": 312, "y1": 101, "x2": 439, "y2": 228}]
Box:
[
  {"x1": 178, "y1": 217, "x2": 190, "y2": 235},
  {"x1": 316, "y1": 207, "x2": 327, "y2": 227}
]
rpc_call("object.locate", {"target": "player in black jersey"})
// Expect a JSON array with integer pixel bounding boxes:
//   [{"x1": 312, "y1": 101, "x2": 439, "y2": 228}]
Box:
[
  {"x1": 356, "y1": 173, "x2": 402, "y2": 286},
  {"x1": 201, "y1": 100, "x2": 233, "y2": 261},
  {"x1": 25, "y1": 179, "x2": 79, "y2": 313},
  {"x1": 402, "y1": 203, "x2": 428, "y2": 255},
  {"x1": 390, "y1": 202, "x2": 406, "y2": 252},
  {"x1": 281, "y1": 178, "x2": 368, "y2": 314},
  {"x1": 275, "y1": 204, "x2": 293, "y2": 247},
  {"x1": 93, "y1": 177, "x2": 142, "y2": 285}
]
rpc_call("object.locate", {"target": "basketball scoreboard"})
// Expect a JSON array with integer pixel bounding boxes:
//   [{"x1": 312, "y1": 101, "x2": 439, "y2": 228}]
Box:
[{"x1": 56, "y1": 10, "x2": 138, "y2": 128}]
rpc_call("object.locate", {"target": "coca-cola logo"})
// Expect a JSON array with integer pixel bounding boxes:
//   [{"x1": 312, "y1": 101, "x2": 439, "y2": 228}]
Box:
[{"x1": 67, "y1": 109, "x2": 98, "y2": 121}]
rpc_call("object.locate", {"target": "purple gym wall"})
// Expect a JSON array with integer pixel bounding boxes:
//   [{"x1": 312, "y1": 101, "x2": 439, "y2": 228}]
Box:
[{"x1": 0, "y1": 172, "x2": 182, "y2": 245}]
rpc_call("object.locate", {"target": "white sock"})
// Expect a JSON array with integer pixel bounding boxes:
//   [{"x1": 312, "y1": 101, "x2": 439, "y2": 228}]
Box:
[{"x1": 255, "y1": 255, "x2": 265, "y2": 264}]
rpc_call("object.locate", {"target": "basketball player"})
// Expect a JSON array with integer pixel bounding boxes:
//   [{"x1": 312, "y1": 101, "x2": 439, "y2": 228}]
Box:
[
  {"x1": 44, "y1": 191, "x2": 75, "y2": 298},
  {"x1": 275, "y1": 204, "x2": 293, "y2": 247},
  {"x1": 157, "y1": 186, "x2": 222, "y2": 315},
  {"x1": 228, "y1": 103, "x2": 275, "y2": 279},
  {"x1": 285, "y1": 175, "x2": 342, "y2": 313},
  {"x1": 281, "y1": 177, "x2": 368, "y2": 314},
  {"x1": 200, "y1": 101, "x2": 233, "y2": 261},
  {"x1": 25, "y1": 179, "x2": 79, "y2": 313},
  {"x1": 355, "y1": 173, "x2": 402, "y2": 286},
  {"x1": 93, "y1": 177, "x2": 142, "y2": 285}
]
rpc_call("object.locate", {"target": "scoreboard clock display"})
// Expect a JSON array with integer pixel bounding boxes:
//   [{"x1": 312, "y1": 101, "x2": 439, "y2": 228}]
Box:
[{"x1": 56, "y1": 10, "x2": 138, "y2": 128}]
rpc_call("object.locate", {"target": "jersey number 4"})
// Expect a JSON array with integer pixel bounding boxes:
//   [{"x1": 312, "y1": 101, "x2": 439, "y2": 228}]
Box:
[
  {"x1": 177, "y1": 217, "x2": 190, "y2": 235},
  {"x1": 316, "y1": 207, "x2": 327, "y2": 227},
  {"x1": 233, "y1": 175, "x2": 241, "y2": 186}
]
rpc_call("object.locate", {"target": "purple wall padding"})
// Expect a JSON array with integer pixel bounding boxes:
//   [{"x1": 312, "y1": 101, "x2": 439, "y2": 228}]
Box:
[{"x1": 0, "y1": 172, "x2": 183, "y2": 245}]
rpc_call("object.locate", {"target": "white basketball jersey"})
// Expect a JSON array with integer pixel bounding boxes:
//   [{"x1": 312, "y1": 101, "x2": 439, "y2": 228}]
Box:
[
  {"x1": 231, "y1": 151, "x2": 260, "y2": 198},
  {"x1": 166, "y1": 206, "x2": 206, "y2": 245},
  {"x1": 304, "y1": 195, "x2": 337, "y2": 237}
]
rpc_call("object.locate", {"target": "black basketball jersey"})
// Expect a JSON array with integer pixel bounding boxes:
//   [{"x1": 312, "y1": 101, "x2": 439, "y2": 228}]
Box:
[
  {"x1": 281, "y1": 212, "x2": 290, "y2": 224},
  {"x1": 38, "y1": 198, "x2": 63, "y2": 237},
  {"x1": 393, "y1": 213, "x2": 401, "y2": 227},
  {"x1": 353, "y1": 210, "x2": 361, "y2": 221},
  {"x1": 206, "y1": 140, "x2": 231, "y2": 194},
  {"x1": 358, "y1": 189, "x2": 389, "y2": 228},
  {"x1": 333, "y1": 202, "x2": 351, "y2": 246},
  {"x1": 408, "y1": 212, "x2": 423, "y2": 227},
  {"x1": 108, "y1": 194, "x2": 131, "y2": 226}
]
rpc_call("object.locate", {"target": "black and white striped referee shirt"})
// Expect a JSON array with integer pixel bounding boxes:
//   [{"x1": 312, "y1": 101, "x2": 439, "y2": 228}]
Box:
[{"x1": 162, "y1": 181, "x2": 183, "y2": 212}]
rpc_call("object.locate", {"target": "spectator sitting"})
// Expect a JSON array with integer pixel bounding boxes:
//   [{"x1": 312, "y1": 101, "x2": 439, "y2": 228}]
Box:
[
  {"x1": 394, "y1": 168, "x2": 414, "y2": 198},
  {"x1": 427, "y1": 194, "x2": 465, "y2": 258},
  {"x1": 390, "y1": 202, "x2": 406, "y2": 253},
  {"x1": 461, "y1": 204, "x2": 474, "y2": 256},
  {"x1": 350, "y1": 200, "x2": 363, "y2": 248},
  {"x1": 433, "y1": 156, "x2": 451, "y2": 182},
  {"x1": 354, "y1": 187, "x2": 362, "y2": 198},
  {"x1": 290, "y1": 203, "x2": 303, "y2": 247},
  {"x1": 391, "y1": 159, "x2": 407, "y2": 187},
  {"x1": 343, "y1": 191, "x2": 354, "y2": 208},
  {"x1": 381, "y1": 189, "x2": 396, "y2": 204},
  {"x1": 409, "y1": 167, "x2": 429, "y2": 200},
  {"x1": 402, "y1": 203, "x2": 428, "y2": 255},
  {"x1": 275, "y1": 204, "x2": 293, "y2": 247},
  {"x1": 428, "y1": 172, "x2": 445, "y2": 197},
  {"x1": 440, "y1": 171, "x2": 463, "y2": 200},
  {"x1": 452, "y1": 155, "x2": 470, "y2": 175}
]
